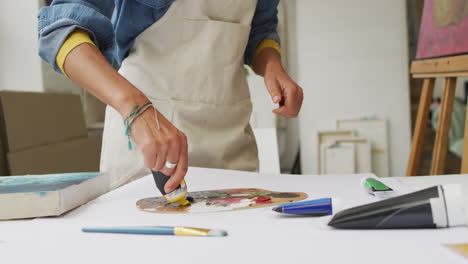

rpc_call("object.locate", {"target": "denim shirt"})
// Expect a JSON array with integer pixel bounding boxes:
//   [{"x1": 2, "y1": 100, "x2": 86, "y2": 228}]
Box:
[{"x1": 38, "y1": 0, "x2": 280, "y2": 73}]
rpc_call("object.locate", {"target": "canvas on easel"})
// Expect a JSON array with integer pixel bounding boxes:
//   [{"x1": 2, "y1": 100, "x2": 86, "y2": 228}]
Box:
[
  {"x1": 407, "y1": 0, "x2": 468, "y2": 176},
  {"x1": 417, "y1": 0, "x2": 468, "y2": 59}
]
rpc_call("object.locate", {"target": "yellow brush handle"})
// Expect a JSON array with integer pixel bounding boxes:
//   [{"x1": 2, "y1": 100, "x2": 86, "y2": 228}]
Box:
[{"x1": 173, "y1": 227, "x2": 210, "y2": 236}]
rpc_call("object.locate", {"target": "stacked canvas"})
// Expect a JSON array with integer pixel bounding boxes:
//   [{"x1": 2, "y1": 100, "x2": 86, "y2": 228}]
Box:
[
  {"x1": 317, "y1": 118, "x2": 389, "y2": 177},
  {"x1": 0, "y1": 172, "x2": 109, "y2": 220}
]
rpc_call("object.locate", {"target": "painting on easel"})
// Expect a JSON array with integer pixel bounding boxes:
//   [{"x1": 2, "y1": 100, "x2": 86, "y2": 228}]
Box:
[
  {"x1": 417, "y1": 0, "x2": 468, "y2": 59},
  {"x1": 137, "y1": 188, "x2": 307, "y2": 214}
]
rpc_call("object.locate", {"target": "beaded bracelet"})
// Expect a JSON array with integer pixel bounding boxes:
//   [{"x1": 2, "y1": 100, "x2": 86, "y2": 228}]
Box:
[{"x1": 124, "y1": 102, "x2": 160, "y2": 150}]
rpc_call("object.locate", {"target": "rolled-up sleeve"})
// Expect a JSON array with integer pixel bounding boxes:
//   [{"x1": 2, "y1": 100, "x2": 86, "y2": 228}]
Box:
[
  {"x1": 38, "y1": 0, "x2": 115, "y2": 73},
  {"x1": 244, "y1": 0, "x2": 281, "y2": 65}
]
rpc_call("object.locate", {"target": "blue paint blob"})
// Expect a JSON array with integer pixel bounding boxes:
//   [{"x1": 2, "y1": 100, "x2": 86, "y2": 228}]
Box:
[
  {"x1": 35, "y1": 191, "x2": 49, "y2": 197},
  {"x1": 0, "y1": 172, "x2": 101, "y2": 194}
]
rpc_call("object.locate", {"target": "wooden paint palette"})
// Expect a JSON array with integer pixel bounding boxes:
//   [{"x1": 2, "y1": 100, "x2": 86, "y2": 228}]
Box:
[{"x1": 137, "y1": 188, "x2": 307, "y2": 213}]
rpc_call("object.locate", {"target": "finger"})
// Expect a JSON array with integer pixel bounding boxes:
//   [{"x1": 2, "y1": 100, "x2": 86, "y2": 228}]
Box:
[
  {"x1": 265, "y1": 77, "x2": 283, "y2": 104},
  {"x1": 143, "y1": 145, "x2": 158, "y2": 170},
  {"x1": 276, "y1": 84, "x2": 302, "y2": 117},
  {"x1": 290, "y1": 85, "x2": 304, "y2": 115},
  {"x1": 166, "y1": 133, "x2": 188, "y2": 193},
  {"x1": 152, "y1": 144, "x2": 167, "y2": 172},
  {"x1": 272, "y1": 90, "x2": 294, "y2": 117},
  {"x1": 159, "y1": 135, "x2": 181, "y2": 177},
  {"x1": 273, "y1": 106, "x2": 293, "y2": 118},
  {"x1": 296, "y1": 86, "x2": 304, "y2": 111},
  {"x1": 272, "y1": 96, "x2": 298, "y2": 118}
]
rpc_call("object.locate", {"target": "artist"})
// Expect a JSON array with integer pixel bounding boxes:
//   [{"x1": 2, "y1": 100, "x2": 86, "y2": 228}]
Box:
[{"x1": 38, "y1": 0, "x2": 303, "y2": 192}]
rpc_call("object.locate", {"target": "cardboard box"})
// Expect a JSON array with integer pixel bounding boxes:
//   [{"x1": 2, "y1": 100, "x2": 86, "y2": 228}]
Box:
[
  {"x1": 7, "y1": 135, "x2": 102, "y2": 175},
  {"x1": 0, "y1": 91, "x2": 88, "y2": 152},
  {"x1": 0, "y1": 135, "x2": 6, "y2": 175}
]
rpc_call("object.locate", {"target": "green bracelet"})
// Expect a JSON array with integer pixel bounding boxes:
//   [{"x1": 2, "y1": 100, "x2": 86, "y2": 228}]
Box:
[{"x1": 124, "y1": 102, "x2": 153, "y2": 150}]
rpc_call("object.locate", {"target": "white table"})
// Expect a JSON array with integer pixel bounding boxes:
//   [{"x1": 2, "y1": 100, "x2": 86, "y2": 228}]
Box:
[{"x1": 1, "y1": 168, "x2": 467, "y2": 264}]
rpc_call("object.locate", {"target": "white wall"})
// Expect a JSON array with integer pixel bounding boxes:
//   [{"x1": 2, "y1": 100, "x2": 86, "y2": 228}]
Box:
[
  {"x1": 0, "y1": 2, "x2": 105, "y2": 125},
  {"x1": 0, "y1": 1, "x2": 79, "y2": 94},
  {"x1": 297, "y1": 0, "x2": 412, "y2": 176},
  {"x1": 0, "y1": 1, "x2": 44, "y2": 92}
]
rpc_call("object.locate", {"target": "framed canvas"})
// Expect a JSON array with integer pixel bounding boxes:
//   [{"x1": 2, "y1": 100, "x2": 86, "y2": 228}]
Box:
[
  {"x1": 333, "y1": 138, "x2": 372, "y2": 174},
  {"x1": 417, "y1": 0, "x2": 468, "y2": 59},
  {"x1": 0, "y1": 172, "x2": 109, "y2": 220},
  {"x1": 316, "y1": 130, "x2": 355, "y2": 174},
  {"x1": 337, "y1": 119, "x2": 389, "y2": 177},
  {"x1": 320, "y1": 142, "x2": 356, "y2": 175}
]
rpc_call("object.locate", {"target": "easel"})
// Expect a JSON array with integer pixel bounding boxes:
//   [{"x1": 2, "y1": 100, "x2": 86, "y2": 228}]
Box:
[{"x1": 407, "y1": 54, "x2": 468, "y2": 176}]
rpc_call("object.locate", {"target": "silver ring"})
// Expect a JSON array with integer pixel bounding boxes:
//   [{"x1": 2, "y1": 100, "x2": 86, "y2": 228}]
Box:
[{"x1": 165, "y1": 161, "x2": 177, "y2": 169}]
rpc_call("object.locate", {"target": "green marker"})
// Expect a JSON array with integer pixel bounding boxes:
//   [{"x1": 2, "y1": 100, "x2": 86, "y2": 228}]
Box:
[{"x1": 361, "y1": 176, "x2": 394, "y2": 198}]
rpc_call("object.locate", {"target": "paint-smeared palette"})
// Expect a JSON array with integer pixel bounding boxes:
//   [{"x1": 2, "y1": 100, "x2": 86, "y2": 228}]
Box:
[
  {"x1": 137, "y1": 188, "x2": 307, "y2": 213},
  {"x1": 0, "y1": 172, "x2": 109, "y2": 220}
]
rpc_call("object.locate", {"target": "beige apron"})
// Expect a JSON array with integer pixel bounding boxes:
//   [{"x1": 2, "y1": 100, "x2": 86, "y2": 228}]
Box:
[{"x1": 100, "y1": 0, "x2": 259, "y2": 189}]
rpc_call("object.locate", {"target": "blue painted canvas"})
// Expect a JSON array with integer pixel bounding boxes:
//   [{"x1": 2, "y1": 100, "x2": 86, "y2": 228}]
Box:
[{"x1": 0, "y1": 172, "x2": 101, "y2": 194}]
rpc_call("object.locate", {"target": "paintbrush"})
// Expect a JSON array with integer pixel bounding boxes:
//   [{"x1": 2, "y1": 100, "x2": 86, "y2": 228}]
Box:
[{"x1": 82, "y1": 226, "x2": 228, "y2": 237}]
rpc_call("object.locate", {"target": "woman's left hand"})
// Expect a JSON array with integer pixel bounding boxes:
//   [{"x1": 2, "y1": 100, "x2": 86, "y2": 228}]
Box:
[
  {"x1": 264, "y1": 63, "x2": 304, "y2": 118},
  {"x1": 253, "y1": 47, "x2": 304, "y2": 118}
]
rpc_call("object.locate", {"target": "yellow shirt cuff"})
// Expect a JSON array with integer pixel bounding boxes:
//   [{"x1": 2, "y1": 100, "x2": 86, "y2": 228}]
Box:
[
  {"x1": 253, "y1": 39, "x2": 281, "y2": 62},
  {"x1": 56, "y1": 29, "x2": 95, "y2": 77}
]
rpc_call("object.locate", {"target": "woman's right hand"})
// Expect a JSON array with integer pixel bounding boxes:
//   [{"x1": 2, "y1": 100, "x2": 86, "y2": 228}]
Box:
[
  {"x1": 128, "y1": 104, "x2": 188, "y2": 193},
  {"x1": 61, "y1": 42, "x2": 188, "y2": 193}
]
